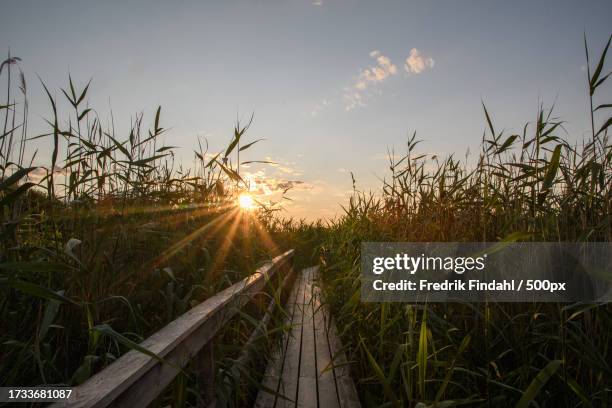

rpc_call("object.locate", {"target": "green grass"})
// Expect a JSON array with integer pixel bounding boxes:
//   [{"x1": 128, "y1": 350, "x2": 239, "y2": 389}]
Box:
[
  {"x1": 0, "y1": 60, "x2": 307, "y2": 406},
  {"x1": 318, "y1": 35, "x2": 611, "y2": 407}
]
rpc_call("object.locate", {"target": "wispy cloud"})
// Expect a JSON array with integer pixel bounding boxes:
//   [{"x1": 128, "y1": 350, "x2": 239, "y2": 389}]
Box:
[
  {"x1": 266, "y1": 156, "x2": 302, "y2": 176},
  {"x1": 311, "y1": 99, "x2": 331, "y2": 117},
  {"x1": 246, "y1": 175, "x2": 312, "y2": 196},
  {"x1": 344, "y1": 91, "x2": 365, "y2": 111},
  {"x1": 241, "y1": 156, "x2": 308, "y2": 198},
  {"x1": 404, "y1": 48, "x2": 434, "y2": 74},
  {"x1": 345, "y1": 50, "x2": 397, "y2": 111},
  {"x1": 312, "y1": 48, "x2": 434, "y2": 114},
  {"x1": 312, "y1": 0, "x2": 323, "y2": 5},
  {"x1": 356, "y1": 50, "x2": 398, "y2": 88}
]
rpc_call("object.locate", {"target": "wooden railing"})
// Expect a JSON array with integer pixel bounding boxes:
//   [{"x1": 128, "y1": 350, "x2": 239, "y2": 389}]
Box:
[{"x1": 55, "y1": 249, "x2": 295, "y2": 408}]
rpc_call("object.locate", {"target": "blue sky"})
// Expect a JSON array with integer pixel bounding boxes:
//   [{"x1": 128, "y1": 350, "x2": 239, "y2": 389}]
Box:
[{"x1": 1, "y1": 0, "x2": 611, "y2": 219}]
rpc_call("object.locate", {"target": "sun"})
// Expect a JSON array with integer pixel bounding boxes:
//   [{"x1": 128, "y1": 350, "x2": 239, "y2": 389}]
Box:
[{"x1": 238, "y1": 193, "x2": 255, "y2": 210}]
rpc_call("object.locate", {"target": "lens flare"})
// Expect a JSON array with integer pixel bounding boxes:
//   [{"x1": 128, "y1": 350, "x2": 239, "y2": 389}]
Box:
[{"x1": 238, "y1": 193, "x2": 255, "y2": 210}]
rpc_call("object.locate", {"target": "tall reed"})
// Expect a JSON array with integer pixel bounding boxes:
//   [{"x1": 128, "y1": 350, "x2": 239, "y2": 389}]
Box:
[
  {"x1": 319, "y1": 35, "x2": 611, "y2": 407},
  {"x1": 0, "y1": 63, "x2": 291, "y2": 407}
]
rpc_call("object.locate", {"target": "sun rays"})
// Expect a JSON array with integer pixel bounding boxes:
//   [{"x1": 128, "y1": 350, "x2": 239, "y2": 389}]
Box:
[{"x1": 147, "y1": 194, "x2": 281, "y2": 283}]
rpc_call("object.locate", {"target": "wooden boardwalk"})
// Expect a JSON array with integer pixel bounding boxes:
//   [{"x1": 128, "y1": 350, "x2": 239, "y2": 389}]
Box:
[
  {"x1": 51, "y1": 252, "x2": 361, "y2": 408},
  {"x1": 256, "y1": 267, "x2": 360, "y2": 408}
]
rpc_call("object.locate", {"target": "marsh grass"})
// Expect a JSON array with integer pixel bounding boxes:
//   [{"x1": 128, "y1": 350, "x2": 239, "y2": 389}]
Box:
[
  {"x1": 319, "y1": 35, "x2": 611, "y2": 407},
  {"x1": 0, "y1": 57, "x2": 307, "y2": 407},
  {"x1": 0, "y1": 33, "x2": 611, "y2": 408}
]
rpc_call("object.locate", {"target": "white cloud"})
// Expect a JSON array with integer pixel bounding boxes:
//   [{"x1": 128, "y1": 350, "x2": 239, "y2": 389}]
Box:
[
  {"x1": 242, "y1": 162, "x2": 312, "y2": 198},
  {"x1": 312, "y1": 0, "x2": 322, "y2": 5},
  {"x1": 310, "y1": 99, "x2": 330, "y2": 117},
  {"x1": 345, "y1": 50, "x2": 397, "y2": 111},
  {"x1": 404, "y1": 48, "x2": 434, "y2": 74},
  {"x1": 344, "y1": 90, "x2": 365, "y2": 111},
  {"x1": 312, "y1": 48, "x2": 433, "y2": 114},
  {"x1": 357, "y1": 52, "x2": 397, "y2": 85}
]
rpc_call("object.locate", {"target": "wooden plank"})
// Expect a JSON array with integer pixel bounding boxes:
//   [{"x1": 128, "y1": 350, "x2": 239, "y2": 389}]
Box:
[
  {"x1": 55, "y1": 250, "x2": 294, "y2": 408},
  {"x1": 255, "y1": 269, "x2": 301, "y2": 408},
  {"x1": 276, "y1": 269, "x2": 306, "y2": 408},
  {"x1": 257, "y1": 266, "x2": 361, "y2": 408},
  {"x1": 311, "y1": 268, "x2": 341, "y2": 408},
  {"x1": 297, "y1": 268, "x2": 317, "y2": 408}
]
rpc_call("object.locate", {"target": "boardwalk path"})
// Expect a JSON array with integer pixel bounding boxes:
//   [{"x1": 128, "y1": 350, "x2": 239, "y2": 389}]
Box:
[{"x1": 256, "y1": 267, "x2": 360, "y2": 408}]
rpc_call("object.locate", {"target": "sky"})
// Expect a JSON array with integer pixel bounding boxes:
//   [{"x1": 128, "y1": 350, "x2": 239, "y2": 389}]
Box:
[{"x1": 1, "y1": 0, "x2": 611, "y2": 220}]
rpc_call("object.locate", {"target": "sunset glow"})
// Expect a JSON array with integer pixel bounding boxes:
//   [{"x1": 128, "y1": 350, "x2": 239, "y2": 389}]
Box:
[{"x1": 238, "y1": 193, "x2": 255, "y2": 210}]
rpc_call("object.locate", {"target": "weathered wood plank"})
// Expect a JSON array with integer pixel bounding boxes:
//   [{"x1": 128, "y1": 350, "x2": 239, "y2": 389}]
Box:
[
  {"x1": 55, "y1": 250, "x2": 294, "y2": 408},
  {"x1": 256, "y1": 266, "x2": 361, "y2": 408},
  {"x1": 297, "y1": 268, "x2": 317, "y2": 408},
  {"x1": 311, "y1": 270, "x2": 340, "y2": 408},
  {"x1": 276, "y1": 269, "x2": 306, "y2": 408},
  {"x1": 324, "y1": 306, "x2": 361, "y2": 407},
  {"x1": 255, "y1": 268, "x2": 302, "y2": 408}
]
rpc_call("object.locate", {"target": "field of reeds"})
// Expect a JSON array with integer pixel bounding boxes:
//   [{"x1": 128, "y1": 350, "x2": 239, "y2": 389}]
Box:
[
  {"x1": 319, "y1": 36, "x2": 611, "y2": 407},
  {"x1": 1, "y1": 34, "x2": 611, "y2": 407},
  {"x1": 0, "y1": 54, "x2": 325, "y2": 406}
]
